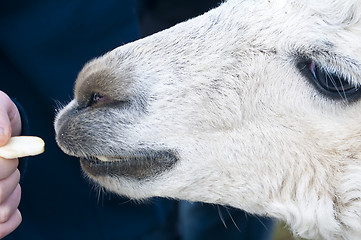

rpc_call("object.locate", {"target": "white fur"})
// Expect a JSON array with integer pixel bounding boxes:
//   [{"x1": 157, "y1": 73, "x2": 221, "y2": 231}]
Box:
[{"x1": 56, "y1": 0, "x2": 361, "y2": 239}]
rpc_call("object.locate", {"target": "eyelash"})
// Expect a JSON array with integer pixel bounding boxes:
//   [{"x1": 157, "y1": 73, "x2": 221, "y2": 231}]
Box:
[{"x1": 298, "y1": 60, "x2": 361, "y2": 102}]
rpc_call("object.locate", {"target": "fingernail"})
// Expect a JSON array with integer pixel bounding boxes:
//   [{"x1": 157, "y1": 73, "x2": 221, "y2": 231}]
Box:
[{"x1": 0, "y1": 127, "x2": 3, "y2": 136}]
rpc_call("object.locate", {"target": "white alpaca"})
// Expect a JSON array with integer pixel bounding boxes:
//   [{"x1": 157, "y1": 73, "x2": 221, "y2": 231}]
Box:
[{"x1": 55, "y1": 0, "x2": 361, "y2": 239}]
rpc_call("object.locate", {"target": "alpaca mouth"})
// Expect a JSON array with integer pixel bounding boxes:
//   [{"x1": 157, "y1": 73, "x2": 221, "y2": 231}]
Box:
[{"x1": 79, "y1": 150, "x2": 179, "y2": 180}]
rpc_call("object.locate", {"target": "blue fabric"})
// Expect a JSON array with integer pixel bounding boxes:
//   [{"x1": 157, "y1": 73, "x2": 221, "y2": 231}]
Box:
[
  {"x1": 11, "y1": 98, "x2": 29, "y2": 180},
  {"x1": 179, "y1": 202, "x2": 274, "y2": 240}
]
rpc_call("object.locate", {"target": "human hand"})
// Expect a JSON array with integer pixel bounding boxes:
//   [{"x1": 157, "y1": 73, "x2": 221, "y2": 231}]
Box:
[{"x1": 0, "y1": 91, "x2": 22, "y2": 238}]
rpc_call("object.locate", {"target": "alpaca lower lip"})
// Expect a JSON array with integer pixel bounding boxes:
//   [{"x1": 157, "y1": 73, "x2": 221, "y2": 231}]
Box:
[{"x1": 80, "y1": 150, "x2": 179, "y2": 180}]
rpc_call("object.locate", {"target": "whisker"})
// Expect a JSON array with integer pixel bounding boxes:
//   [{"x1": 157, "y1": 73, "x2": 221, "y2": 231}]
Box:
[
  {"x1": 217, "y1": 205, "x2": 228, "y2": 229},
  {"x1": 225, "y1": 207, "x2": 241, "y2": 232}
]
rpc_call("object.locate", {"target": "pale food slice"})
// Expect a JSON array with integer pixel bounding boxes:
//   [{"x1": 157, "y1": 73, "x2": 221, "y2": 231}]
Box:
[{"x1": 0, "y1": 136, "x2": 45, "y2": 159}]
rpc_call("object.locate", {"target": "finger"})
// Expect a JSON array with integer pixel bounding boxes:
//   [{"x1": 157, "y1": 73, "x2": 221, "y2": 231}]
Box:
[
  {"x1": 0, "y1": 158, "x2": 19, "y2": 180},
  {"x1": 0, "y1": 170, "x2": 20, "y2": 204},
  {"x1": 0, "y1": 184, "x2": 21, "y2": 224},
  {"x1": 0, "y1": 209, "x2": 21, "y2": 239}
]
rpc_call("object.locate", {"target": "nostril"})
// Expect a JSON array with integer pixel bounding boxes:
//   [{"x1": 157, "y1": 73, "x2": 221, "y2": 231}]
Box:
[
  {"x1": 92, "y1": 92, "x2": 103, "y2": 102},
  {"x1": 88, "y1": 92, "x2": 111, "y2": 107}
]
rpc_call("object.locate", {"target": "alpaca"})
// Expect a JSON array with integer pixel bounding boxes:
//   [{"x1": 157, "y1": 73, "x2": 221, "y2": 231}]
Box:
[{"x1": 55, "y1": 0, "x2": 361, "y2": 239}]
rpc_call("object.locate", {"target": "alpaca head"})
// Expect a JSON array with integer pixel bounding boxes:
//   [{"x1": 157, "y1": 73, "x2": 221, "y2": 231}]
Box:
[{"x1": 55, "y1": 0, "x2": 361, "y2": 239}]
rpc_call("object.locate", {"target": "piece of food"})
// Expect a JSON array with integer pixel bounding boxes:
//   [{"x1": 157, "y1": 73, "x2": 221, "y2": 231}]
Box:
[{"x1": 0, "y1": 136, "x2": 45, "y2": 159}]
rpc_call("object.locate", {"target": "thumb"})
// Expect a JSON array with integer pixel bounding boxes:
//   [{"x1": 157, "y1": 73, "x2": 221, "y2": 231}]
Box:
[{"x1": 0, "y1": 91, "x2": 21, "y2": 146}]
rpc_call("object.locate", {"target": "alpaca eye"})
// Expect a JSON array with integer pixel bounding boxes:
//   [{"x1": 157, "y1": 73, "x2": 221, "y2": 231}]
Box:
[
  {"x1": 299, "y1": 60, "x2": 361, "y2": 101},
  {"x1": 308, "y1": 61, "x2": 358, "y2": 93}
]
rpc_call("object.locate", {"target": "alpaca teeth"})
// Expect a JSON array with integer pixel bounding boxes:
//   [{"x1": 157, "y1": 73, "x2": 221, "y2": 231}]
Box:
[{"x1": 97, "y1": 156, "x2": 111, "y2": 162}]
